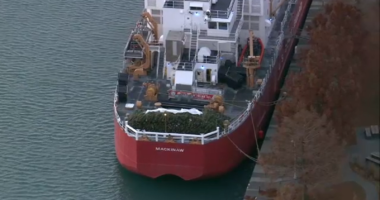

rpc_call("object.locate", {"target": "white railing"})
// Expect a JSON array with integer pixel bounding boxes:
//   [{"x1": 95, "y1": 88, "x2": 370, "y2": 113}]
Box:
[
  {"x1": 113, "y1": 0, "x2": 294, "y2": 145},
  {"x1": 210, "y1": 10, "x2": 230, "y2": 19},
  {"x1": 124, "y1": 122, "x2": 220, "y2": 145},
  {"x1": 194, "y1": 55, "x2": 219, "y2": 64},
  {"x1": 163, "y1": 1, "x2": 184, "y2": 9},
  {"x1": 210, "y1": 0, "x2": 235, "y2": 19},
  {"x1": 149, "y1": 44, "x2": 162, "y2": 52}
]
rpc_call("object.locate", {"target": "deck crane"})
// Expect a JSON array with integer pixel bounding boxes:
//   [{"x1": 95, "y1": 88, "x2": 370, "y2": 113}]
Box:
[
  {"x1": 141, "y1": 12, "x2": 159, "y2": 42},
  {"x1": 127, "y1": 34, "x2": 151, "y2": 80},
  {"x1": 269, "y1": 0, "x2": 290, "y2": 18},
  {"x1": 243, "y1": 31, "x2": 260, "y2": 88}
]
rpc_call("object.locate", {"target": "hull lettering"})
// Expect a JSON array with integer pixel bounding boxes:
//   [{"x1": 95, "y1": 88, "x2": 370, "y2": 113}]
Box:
[{"x1": 155, "y1": 147, "x2": 185, "y2": 152}]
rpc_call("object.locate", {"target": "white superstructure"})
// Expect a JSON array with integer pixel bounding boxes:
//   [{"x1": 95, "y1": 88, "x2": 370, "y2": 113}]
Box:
[
  {"x1": 145, "y1": 0, "x2": 282, "y2": 44},
  {"x1": 139, "y1": 0, "x2": 283, "y2": 98}
]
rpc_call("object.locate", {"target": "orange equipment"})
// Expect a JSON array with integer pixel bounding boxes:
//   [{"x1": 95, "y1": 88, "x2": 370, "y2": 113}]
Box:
[
  {"x1": 127, "y1": 34, "x2": 151, "y2": 79},
  {"x1": 243, "y1": 31, "x2": 260, "y2": 88},
  {"x1": 141, "y1": 12, "x2": 159, "y2": 42},
  {"x1": 143, "y1": 82, "x2": 159, "y2": 102}
]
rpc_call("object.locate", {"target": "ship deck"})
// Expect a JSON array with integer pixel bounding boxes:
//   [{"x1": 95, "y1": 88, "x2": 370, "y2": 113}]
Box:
[
  {"x1": 116, "y1": 40, "x2": 265, "y2": 125},
  {"x1": 211, "y1": 0, "x2": 232, "y2": 11}
]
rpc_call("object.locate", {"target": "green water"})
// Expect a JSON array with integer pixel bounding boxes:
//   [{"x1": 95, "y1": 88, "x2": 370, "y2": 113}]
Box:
[{"x1": 0, "y1": 0, "x2": 254, "y2": 199}]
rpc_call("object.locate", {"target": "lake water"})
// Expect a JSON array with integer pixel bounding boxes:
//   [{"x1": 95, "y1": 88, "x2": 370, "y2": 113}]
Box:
[{"x1": 0, "y1": 0, "x2": 254, "y2": 199}]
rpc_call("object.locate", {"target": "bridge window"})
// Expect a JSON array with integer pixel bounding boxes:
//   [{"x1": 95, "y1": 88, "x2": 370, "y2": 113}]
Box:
[
  {"x1": 242, "y1": 22, "x2": 249, "y2": 29},
  {"x1": 208, "y1": 22, "x2": 217, "y2": 29},
  {"x1": 251, "y1": 22, "x2": 259, "y2": 30},
  {"x1": 243, "y1": 16, "x2": 260, "y2": 21},
  {"x1": 218, "y1": 22, "x2": 227, "y2": 30},
  {"x1": 147, "y1": 0, "x2": 156, "y2": 7},
  {"x1": 153, "y1": 16, "x2": 161, "y2": 24},
  {"x1": 190, "y1": 6, "x2": 202, "y2": 11},
  {"x1": 189, "y1": 2, "x2": 203, "y2": 11},
  {"x1": 151, "y1": 9, "x2": 161, "y2": 15}
]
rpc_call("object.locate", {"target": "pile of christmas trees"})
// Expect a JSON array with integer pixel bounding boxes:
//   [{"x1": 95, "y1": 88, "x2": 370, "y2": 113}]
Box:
[{"x1": 128, "y1": 109, "x2": 230, "y2": 134}]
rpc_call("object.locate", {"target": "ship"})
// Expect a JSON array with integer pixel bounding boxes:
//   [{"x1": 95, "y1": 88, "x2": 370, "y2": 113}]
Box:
[{"x1": 114, "y1": 0, "x2": 312, "y2": 180}]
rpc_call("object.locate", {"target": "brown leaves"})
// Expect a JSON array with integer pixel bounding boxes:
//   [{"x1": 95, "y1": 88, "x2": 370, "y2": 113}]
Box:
[
  {"x1": 266, "y1": 1, "x2": 378, "y2": 198},
  {"x1": 274, "y1": 183, "x2": 303, "y2": 200},
  {"x1": 277, "y1": 1, "x2": 370, "y2": 144},
  {"x1": 260, "y1": 109, "x2": 346, "y2": 196}
]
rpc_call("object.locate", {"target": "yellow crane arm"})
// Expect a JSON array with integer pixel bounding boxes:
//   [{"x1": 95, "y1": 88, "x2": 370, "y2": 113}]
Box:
[
  {"x1": 142, "y1": 12, "x2": 159, "y2": 42},
  {"x1": 132, "y1": 34, "x2": 151, "y2": 70}
]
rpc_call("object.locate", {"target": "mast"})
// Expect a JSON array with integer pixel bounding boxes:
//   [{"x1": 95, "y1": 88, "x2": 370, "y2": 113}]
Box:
[{"x1": 244, "y1": 31, "x2": 260, "y2": 88}]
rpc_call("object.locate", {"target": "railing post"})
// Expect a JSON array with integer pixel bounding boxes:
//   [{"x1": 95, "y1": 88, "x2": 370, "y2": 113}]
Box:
[
  {"x1": 216, "y1": 127, "x2": 220, "y2": 139},
  {"x1": 155, "y1": 134, "x2": 158, "y2": 142},
  {"x1": 201, "y1": 134, "x2": 204, "y2": 145},
  {"x1": 181, "y1": 135, "x2": 184, "y2": 143},
  {"x1": 135, "y1": 131, "x2": 138, "y2": 140}
]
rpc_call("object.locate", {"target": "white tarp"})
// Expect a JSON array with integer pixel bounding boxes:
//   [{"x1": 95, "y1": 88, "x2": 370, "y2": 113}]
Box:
[
  {"x1": 145, "y1": 108, "x2": 203, "y2": 115},
  {"x1": 175, "y1": 70, "x2": 193, "y2": 85}
]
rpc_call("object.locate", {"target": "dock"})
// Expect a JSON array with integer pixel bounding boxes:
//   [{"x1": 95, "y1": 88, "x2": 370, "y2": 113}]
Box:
[
  {"x1": 244, "y1": 0, "x2": 325, "y2": 199},
  {"x1": 244, "y1": 119, "x2": 277, "y2": 199}
]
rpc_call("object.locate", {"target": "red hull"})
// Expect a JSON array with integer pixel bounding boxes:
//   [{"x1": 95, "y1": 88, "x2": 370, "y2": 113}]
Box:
[{"x1": 114, "y1": 0, "x2": 311, "y2": 180}]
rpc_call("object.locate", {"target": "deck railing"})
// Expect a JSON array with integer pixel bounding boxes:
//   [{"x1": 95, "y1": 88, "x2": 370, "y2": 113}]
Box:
[
  {"x1": 210, "y1": 10, "x2": 230, "y2": 19},
  {"x1": 124, "y1": 123, "x2": 220, "y2": 145},
  {"x1": 163, "y1": 0, "x2": 184, "y2": 9},
  {"x1": 194, "y1": 55, "x2": 219, "y2": 64},
  {"x1": 114, "y1": 0, "x2": 294, "y2": 144},
  {"x1": 210, "y1": 0, "x2": 235, "y2": 19}
]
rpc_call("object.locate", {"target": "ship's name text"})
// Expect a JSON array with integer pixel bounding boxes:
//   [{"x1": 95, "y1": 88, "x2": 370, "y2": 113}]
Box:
[{"x1": 155, "y1": 147, "x2": 185, "y2": 152}]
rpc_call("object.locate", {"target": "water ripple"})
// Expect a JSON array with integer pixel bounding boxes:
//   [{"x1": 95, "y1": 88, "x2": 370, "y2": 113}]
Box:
[{"x1": 0, "y1": 0, "x2": 253, "y2": 200}]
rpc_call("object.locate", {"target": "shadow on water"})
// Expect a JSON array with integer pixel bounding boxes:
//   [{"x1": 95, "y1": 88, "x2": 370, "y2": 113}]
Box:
[{"x1": 114, "y1": 158, "x2": 255, "y2": 200}]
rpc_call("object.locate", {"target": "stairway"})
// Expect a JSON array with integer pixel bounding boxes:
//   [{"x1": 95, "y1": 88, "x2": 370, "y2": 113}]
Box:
[
  {"x1": 189, "y1": 29, "x2": 198, "y2": 61},
  {"x1": 237, "y1": 0, "x2": 243, "y2": 18},
  {"x1": 156, "y1": 47, "x2": 165, "y2": 79}
]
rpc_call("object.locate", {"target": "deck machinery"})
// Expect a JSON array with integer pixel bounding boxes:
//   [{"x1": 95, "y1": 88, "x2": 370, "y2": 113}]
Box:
[{"x1": 124, "y1": 12, "x2": 160, "y2": 80}]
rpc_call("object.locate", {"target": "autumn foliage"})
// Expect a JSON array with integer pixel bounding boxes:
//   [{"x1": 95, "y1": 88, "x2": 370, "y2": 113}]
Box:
[
  {"x1": 264, "y1": 0, "x2": 379, "y2": 199},
  {"x1": 274, "y1": 183, "x2": 303, "y2": 200},
  {"x1": 277, "y1": 1, "x2": 370, "y2": 144},
  {"x1": 259, "y1": 109, "x2": 345, "y2": 197}
]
